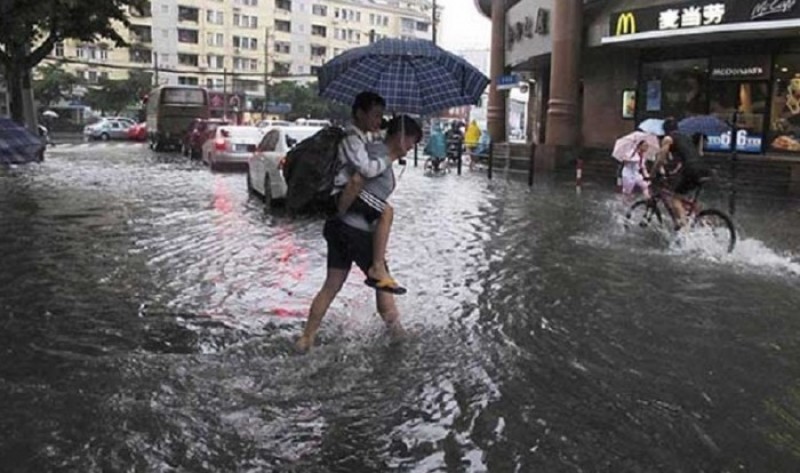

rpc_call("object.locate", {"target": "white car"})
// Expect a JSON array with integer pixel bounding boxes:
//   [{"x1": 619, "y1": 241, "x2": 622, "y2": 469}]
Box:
[
  {"x1": 247, "y1": 126, "x2": 322, "y2": 206},
  {"x1": 201, "y1": 126, "x2": 264, "y2": 171}
]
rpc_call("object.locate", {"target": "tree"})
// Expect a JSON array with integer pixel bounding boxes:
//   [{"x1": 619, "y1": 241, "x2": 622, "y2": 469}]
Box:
[
  {"x1": 32, "y1": 62, "x2": 82, "y2": 109},
  {"x1": 0, "y1": 0, "x2": 146, "y2": 123},
  {"x1": 83, "y1": 70, "x2": 152, "y2": 116},
  {"x1": 267, "y1": 81, "x2": 350, "y2": 122}
]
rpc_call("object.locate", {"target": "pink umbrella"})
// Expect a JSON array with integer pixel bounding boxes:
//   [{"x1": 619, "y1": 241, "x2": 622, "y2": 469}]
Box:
[{"x1": 612, "y1": 131, "x2": 660, "y2": 163}]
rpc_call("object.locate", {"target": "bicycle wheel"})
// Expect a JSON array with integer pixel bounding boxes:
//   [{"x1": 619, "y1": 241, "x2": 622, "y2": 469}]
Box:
[
  {"x1": 692, "y1": 209, "x2": 736, "y2": 253},
  {"x1": 625, "y1": 199, "x2": 664, "y2": 230}
]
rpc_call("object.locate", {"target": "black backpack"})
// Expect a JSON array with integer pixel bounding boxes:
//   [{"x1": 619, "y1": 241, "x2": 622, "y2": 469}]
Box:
[{"x1": 283, "y1": 126, "x2": 346, "y2": 215}]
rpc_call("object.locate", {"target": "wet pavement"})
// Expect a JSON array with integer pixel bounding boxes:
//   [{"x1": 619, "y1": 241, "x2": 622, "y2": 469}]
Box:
[{"x1": 1, "y1": 143, "x2": 800, "y2": 472}]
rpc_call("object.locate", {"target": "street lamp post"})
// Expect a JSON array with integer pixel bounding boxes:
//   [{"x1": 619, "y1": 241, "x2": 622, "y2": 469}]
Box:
[{"x1": 263, "y1": 26, "x2": 271, "y2": 117}]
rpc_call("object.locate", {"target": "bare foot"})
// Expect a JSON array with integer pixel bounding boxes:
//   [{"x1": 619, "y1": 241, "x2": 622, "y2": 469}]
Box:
[
  {"x1": 295, "y1": 335, "x2": 314, "y2": 353},
  {"x1": 386, "y1": 319, "x2": 406, "y2": 341}
]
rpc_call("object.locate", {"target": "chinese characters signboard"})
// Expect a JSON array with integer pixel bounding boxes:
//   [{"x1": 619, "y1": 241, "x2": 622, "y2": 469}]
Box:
[{"x1": 609, "y1": 0, "x2": 800, "y2": 37}]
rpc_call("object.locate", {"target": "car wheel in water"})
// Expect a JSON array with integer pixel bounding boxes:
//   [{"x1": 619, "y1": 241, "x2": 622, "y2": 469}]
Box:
[
  {"x1": 247, "y1": 171, "x2": 255, "y2": 195},
  {"x1": 100, "y1": 133, "x2": 110, "y2": 141}
]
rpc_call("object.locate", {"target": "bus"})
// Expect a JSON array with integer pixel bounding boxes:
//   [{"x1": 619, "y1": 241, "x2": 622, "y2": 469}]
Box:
[{"x1": 146, "y1": 86, "x2": 209, "y2": 151}]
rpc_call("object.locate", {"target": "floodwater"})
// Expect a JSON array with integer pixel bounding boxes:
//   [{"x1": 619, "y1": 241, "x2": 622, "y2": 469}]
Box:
[{"x1": 1, "y1": 143, "x2": 800, "y2": 472}]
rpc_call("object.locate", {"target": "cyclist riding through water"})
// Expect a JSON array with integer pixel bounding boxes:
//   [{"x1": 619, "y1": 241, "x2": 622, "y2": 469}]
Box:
[{"x1": 650, "y1": 118, "x2": 711, "y2": 230}]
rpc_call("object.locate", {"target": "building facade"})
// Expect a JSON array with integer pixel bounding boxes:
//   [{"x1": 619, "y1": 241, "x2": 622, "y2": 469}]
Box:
[
  {"x1": 42, "y1": 0, "x2": 438, "y2": 109},
  {"x1": 478, "y1": 0, "x2": 800, "y2": 192}
]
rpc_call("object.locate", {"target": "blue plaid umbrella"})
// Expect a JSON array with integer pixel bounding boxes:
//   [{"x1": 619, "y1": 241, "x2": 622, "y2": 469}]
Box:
[
  {"x1": 0, "y1": 118, "x2": 45, "y2": 165},
  {"x1": 678, "y1": 115, "x2": 730, "y2": 136},
  {"x1": 317, "y1": 38, "x2": 489, "y2": 115}
]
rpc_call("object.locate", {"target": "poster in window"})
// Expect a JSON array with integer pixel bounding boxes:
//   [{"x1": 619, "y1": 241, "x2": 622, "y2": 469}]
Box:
[
  {"x1": 770, "y1": 76, "x2": 800, "y2": 152},
  {"x1": 646, "y1": 80, "x2": 661, "y2": 112},
  {"x1": 622, "y1": 89, "x2": 636, "y2": 119}
]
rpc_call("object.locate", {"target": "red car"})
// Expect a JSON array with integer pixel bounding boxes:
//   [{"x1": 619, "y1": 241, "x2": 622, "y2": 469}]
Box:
[
  {"x1": 127, "y1": 122, "x2": 147, "y2": 141},
  {"x1": 181, "y1": 118, "x2": 230, "y2": 160}
]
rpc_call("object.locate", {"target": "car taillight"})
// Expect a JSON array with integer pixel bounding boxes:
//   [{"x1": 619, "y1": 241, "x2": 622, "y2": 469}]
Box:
[
  {"x1": 214, "y1": 138, "x2": 227, "y2": 151},
  {"x1": 278, "y1": 156, "x2": 287, "y2": 170}
]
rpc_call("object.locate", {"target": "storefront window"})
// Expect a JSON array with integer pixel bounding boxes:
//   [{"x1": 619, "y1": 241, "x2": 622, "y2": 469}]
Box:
[
  {"x1": 769, "y1": 54, "x2": 800, "y2": 153},
  {"x1": 639, "y1": 58, "x2": 709, "y2": 119}
]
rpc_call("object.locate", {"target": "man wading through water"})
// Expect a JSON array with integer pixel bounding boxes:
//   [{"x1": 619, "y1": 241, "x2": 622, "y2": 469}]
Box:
[{"x1": 296, "y1": 113, "x2": 423, "y2": 352}]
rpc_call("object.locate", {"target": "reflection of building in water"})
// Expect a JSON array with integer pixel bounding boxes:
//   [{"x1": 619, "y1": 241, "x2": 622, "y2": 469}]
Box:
[{"x1": 476, "y1": 0, "x2": 800, "y2": 193}]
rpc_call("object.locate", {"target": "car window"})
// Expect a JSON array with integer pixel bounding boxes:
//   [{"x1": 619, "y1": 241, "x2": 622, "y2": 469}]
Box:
[
  {"x1": 111, "y1": 122, "x2": 121, "y2": 129},
  {"x1": 258, "y1": 130, "x2": 281, "y2": 152}
]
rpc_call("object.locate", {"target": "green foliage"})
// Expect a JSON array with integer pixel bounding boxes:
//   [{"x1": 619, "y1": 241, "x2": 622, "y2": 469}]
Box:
[
  {"x1": 33, "y1": 63, "x2": 83, "y2": 108},
  {"x1": 267, "y1": 81, "x2": 350, "y2": 122},
  {"x1": 83, "y1": 71, "x2": 153, "y2": 115}
]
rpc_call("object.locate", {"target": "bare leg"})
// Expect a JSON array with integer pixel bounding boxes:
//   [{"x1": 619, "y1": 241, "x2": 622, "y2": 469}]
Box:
[
  {"x1": 296, "y1": 268, "x2": 349, "y2": 352},
  {"x1": 672, "y1": 195, "x2": 687, "y2": 230},
  {"x1": 337, "y1": 173, "x2": 365, "y2": 215},
  {"x1": 376, "y1": 290, "x2": 405, "y2": 340},
  {"x1": 367, "y1": 204, "x2": 393, "y2": 282}
]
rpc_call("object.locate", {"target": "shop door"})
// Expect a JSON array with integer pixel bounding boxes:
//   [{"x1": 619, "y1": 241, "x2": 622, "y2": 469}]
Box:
[{"x1": 706, "y1": 81, "x2": 769, "y2": 154}]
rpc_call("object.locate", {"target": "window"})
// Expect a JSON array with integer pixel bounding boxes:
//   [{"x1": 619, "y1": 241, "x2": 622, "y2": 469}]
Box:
[
  {"x1": 76, "y1": 47, "x2": 85, "y2": 58},
  {"x1": 100, "y1": 72, "x2": 109, "y2": 80},
  {"x1": 768, "y1": 55, "x2": 800, "y2": 153},
  {"x1": 206, "y1": 78, "x2": 224, "y2": 90},
  {"x1": 130, "y1": 1, "x2": 151, "y2": 17},
  {"x1": 207, "y1": 32, "x2": 224, "y2": 47},
  {"x1": 129, "y1": 47, "x2": 152, "y2": 63},
  {"x1": 234, "y1": 14, "x2": 258, "y2": 28},
  {"x1": 273, "y1": 61, "x2": 291, "y2": 77},
  {"x1": 334, "y1": 8, "x2": 340, "y2": 19},
  {"x1": 178, "y1": 6, "x2": 199, "y2": 22},
  {"x1": 130, "y1": 25, "x2": 152, "y2": 43},
  {"x1": 310, "y1": 45, "x2": 326, "y2": 57},
  {"x1": 310, "y1": 65, "x2": 321, "y2": 75},
  {"x1": 274, "y1": 41, "x2": 291, "y2": 54},
  {"x1": 54, "y1": 42, "x2": 64, "y2": 57},
  {"x1": 206, "y1": 55, "x2": 224, "y2": 69},
  {"x1": 233, "y1": 36, "x2": 258, "y2": 50},
  {"x1": 276, "y1": 0, "x2": 291, "y2": 11},
  {"x1": 312, "y1": 4, "x2": 327, "y2": 16},
  {"x1": 235, "y1": 0, "x2": 258, "y2": 5},
  {"x1": 416, "y1": 21, "x2": 429, "y2": 32},
  {"x1": 86, "y1": 70, "x2": 98, "y2": 83},
  {"x1": 177, "y1": 29, "x2": 199, "y2": 44},
  {"x1": 639, "y1": 59, "x2": 708, "y2": 119},
  {"x1": 99, "y1": 49, "x2": 108, "y2": 61},
  {"x1": 206, "y1": 10, "x2": 224, "y2": 25},
  {"x1": 258, "y1": 130, "x2": 281, "y2": 152},
  {"x1": 233, "y1": 79, "x2": 260, "y2": 92},
  {"x1": 401, "y1": 18, "x2": 415, "y2": 32},
  {"x1": 178, "y1": 76, "x2": 199, "y2": 85},
  {"x1": 383, "y1": 16, "x2": 389, "y2": 27},
  {"x1": 275, "y1": 20, "x2": 291, "y2": 32},
  {"x1": 178, "y1": 53, "x2": 199, "y2": 67},
  {"x1": 233, "y1": 57, "x2": 258, "y2": 71},
  {"x1": 311, "y1": 25, "x2": 327, "y2": 37}
]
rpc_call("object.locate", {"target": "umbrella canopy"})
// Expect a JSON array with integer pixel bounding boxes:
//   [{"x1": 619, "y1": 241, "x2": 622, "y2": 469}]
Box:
[
  {"x1": 42, "y1": 110, "x2": 59, "y2": 119},
  {"x1": 317, "y1": 38, "x2": 489, "y2": 115},
  {"x1": 638, "y1": 118, "x2": 665, "y2": 136},
  {"x1": 612, "y1": 131, "x2": 660, "y2": 163},
  {"x1": 678, "y1": 115, "x2": 729, "y2": 136},
  {"x1": 0, "y1": 118, "x2": 45, "y2": 165}
]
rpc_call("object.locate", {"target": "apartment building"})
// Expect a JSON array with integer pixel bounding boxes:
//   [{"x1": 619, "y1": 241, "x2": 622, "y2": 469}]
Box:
[{"x1": 42, "y1": 0, "x2": 438, "y2": 106}]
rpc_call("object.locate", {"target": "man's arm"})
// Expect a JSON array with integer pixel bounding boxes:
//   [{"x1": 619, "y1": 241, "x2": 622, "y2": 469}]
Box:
[
  {"x1": 649, "y1": 136, "x2": 672, "y2": 178},
  {"x1": 339, "y1": 134, "x2": 389, "y2": 179}
]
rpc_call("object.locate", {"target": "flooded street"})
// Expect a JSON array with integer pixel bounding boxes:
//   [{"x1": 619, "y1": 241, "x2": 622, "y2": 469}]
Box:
[{"x1": 2, "y1": 143, "x2": 800, "y2": 471}]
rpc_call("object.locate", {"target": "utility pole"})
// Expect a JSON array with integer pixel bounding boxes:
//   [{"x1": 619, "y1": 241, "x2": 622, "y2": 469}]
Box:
[
  {"x1": 223, "y1": 68, "x2": 228, "y2": 119},
  {"x1": 263, "y1": 26, "x2": 271, "y2": 117},
  {"x1": 154, "y1": 53, "x2": 159, "y2": 86},
  {"x1": 432, "y1": 0, "x2": 438, "y2": 45}
]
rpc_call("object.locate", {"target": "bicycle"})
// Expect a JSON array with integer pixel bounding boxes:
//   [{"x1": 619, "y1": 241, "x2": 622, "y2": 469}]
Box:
[{"x1": 624, "y1": 174, "x2": 737, "y2": 253}]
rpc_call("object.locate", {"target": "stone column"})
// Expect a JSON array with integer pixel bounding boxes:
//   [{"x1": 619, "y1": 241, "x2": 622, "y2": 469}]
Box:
[
  {"x1": 487, "y1": 0, "x2": 506, "y2": 143},
  {"x1": 545, "y1": 0, "x2": 582, "y2": 146}
]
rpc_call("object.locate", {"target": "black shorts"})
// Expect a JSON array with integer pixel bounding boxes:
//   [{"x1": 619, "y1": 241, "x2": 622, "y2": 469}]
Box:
[
  {"x1": 335, "y1": 191, "x2": 386, "y2": 224},
  {"x1": 323, "y1": 217, "x2": 374, "y2": 273},
  {"x1": 673, "y1": 164, "x2": 710, "y2": 195}
]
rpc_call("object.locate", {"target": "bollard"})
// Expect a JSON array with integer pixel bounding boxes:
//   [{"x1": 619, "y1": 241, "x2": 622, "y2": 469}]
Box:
[
  {"x1": 488, "y1": 143, "x2": 494, "y2": 180},
  {"x1": 414, "y1": 144, "x2": 418, "y2": 167},
  {"x1": 457, "y1": 152, "x2": 462, "y2": 175},
  {"x1": 528, "y1": 144, "x2": 535, "y2": 187},
  {"x1": 576, "y1": 158, "x2": 583, "y2": 195}
]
